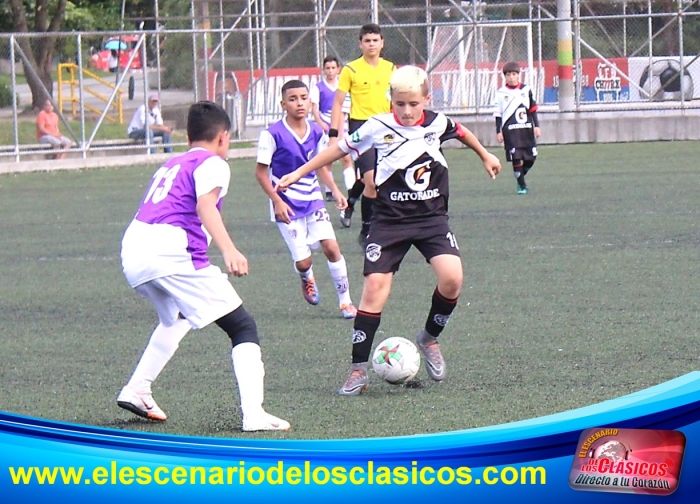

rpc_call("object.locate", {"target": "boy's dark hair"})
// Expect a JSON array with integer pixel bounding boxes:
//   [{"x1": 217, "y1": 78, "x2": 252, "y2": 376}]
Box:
[
  {"x1": 187, "y1": 101, "x2": 231, "y2": 142},
  {"x1": 323, "y1": 55, "x2": 340, "y2": 66},
  {"x1": 503, "y1": 61, "x2": 520, "y2": 75},
  {"x1": 359, "y1": 23, "x2": 382, "y2": 40},
  {"x1": 281, "y1": 79, "x2": 308, "y2": 98}
]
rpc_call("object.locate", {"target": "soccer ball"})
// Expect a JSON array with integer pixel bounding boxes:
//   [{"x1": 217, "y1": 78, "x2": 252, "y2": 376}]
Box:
[
  {"x1": 639, "y1": 59, "x2": 694, "y2": 101},
  {"x1": 371, "y1": 337, "x2": 421, "y2": 385}
]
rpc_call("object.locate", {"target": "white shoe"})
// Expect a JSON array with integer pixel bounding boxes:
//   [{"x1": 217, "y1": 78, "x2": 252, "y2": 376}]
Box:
[
  {"x1": 242, "y1": 411, "x2": 291, "y2": 432},
  {"x1": 117, "y1": 386, "x2": 167, "y2": 422}
]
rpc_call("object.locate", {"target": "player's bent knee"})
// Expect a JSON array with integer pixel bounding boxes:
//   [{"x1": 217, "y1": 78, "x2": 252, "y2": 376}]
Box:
[
  {"x1": 321, "y1": 239, "x2": 341, "y2": 259},
  {"x1": 439, "y1": 280, "x2": 462, "y2": 299},
  {"x1": 295, "y1": 257, "x2": 313, "y2": 271},
  {"x1": 215, "y1": 306, "x2": 259, "y2": 347}
]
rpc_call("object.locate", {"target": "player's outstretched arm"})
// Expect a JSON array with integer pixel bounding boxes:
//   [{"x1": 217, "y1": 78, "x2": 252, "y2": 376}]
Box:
[
  {"x1": 458, "y1": 127, "x2": 502, "y2": 179},
  {"x1": 197, "y1": 189, "x2": 248, "y2": 277},
  {"x1": 276, "y1": 144, "x2": 347, "y2": 191}
]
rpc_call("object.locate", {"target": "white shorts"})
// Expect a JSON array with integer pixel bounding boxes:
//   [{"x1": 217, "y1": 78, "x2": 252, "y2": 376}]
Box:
[
  {"x1": 277, "y1": 208, "x2": 337, "y2": 262},
  {"x1": 134, "y1": 265, "x2": 242, "y2": 329}
]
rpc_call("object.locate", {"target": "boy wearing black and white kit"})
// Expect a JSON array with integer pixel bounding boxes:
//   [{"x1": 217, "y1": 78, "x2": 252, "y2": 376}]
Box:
[{"x1": 494, "y1": 61, "x2": 541, "y2": 194}]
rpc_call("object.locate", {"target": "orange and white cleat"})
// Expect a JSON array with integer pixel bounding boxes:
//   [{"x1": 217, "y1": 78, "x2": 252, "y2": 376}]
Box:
[
  {"x1": 117, "y1": 386, "x2": 167, "y2": 421},
  {"x1": 339, "y1": 303, "x2": 357, "y2": 319}
]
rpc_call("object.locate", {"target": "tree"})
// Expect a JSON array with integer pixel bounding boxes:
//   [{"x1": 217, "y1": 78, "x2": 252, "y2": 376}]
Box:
[{"x1": 8, "y1": 0, "x2": 69, "y2": 109}]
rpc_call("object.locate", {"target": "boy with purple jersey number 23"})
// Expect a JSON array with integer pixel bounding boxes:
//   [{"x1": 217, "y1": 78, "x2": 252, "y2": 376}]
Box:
[{"x1": 255, "y1": 80, "x2": 357, "y2": 320}]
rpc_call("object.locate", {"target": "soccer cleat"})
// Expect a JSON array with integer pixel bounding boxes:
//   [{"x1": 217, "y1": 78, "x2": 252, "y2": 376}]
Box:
[
  {"x1": 325, "y1": 191, "x2": 334, "y2": 202},
  {"x1": 339, "y1": 204, "x2": 353, "y2": 228},
  {"x1": 517, "y1": 187, "x2": 528, "y2": 195},
  {"x1": 339, "y1": 303, "x2": 357, "y2": 319},
  {"x1": 242, "y1": 412, "x2": 291, "y2": 432},
  {"x1": 301, "y1": 277, "x2": 320, "y2": 305},
  {"x1": 416, "y1": 330, "x2": 446, "y2": 381},
  {"x1": 338, "y1": 368, "x2": 369, "y2": 396},
  {"x1": 117, "y1": 386, "x2": 167, "y2": 421}
]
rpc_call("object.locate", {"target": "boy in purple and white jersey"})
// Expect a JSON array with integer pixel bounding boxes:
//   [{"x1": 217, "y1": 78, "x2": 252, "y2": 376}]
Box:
[
  {"x1": 255, "y1": 80, "x2": 357, "y2": 320},
  {"x1": 310, "y1": 56, "x2": 355, "y2": 195},
  {"x1": 118, "y1": 101, "x2": 290, "y2": 431}
]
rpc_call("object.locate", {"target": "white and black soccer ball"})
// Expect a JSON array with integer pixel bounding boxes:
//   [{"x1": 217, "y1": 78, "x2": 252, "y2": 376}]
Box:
[
  {"x1": 639, "y1": 59, "x2": 693, "y2": 101},
  {"x1": 371, "y1": 337, "x2": 421, "y2": 385}
]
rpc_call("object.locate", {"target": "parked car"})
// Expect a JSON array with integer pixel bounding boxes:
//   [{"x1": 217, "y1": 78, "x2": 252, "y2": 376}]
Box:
[{"x1": 91, "y1": 36, "x2": 143, "y2": 71}]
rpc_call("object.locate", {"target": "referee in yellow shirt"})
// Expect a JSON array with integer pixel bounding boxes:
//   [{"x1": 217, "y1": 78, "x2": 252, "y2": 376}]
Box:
[{"x1": 329, "y1": 23, "x2": 396, "y2": 244}]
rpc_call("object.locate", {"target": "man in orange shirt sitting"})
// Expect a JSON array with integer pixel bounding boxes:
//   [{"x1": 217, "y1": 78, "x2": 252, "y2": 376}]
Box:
[{"x1": 36, "y1": 99, "x2": 74, "y2": 159}]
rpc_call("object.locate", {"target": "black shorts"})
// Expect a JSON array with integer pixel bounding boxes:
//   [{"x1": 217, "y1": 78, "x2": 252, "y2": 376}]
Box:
[
  {"x1": 506, "y1": 147, "x2": 537, "y2": 163},
  {"x1": 362, "y1": 219, "x2": 461, "y2": 275},
  {"x1": 349, "y1": 119, "x2": 376, "y2": 176}
]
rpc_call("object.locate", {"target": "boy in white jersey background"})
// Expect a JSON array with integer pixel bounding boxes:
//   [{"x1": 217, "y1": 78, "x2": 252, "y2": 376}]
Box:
[
  {"x1": 310, "y1": 55, "x2": 355, "y2": 198},
  {"x1": 277, "y1": 66, "x2": 501, "y2": 395},
  {"x1": 494, "y1": 61, "x2": 541, "y2": 194},
  {"x1": 118, "y1": 101, "x2": 290, "y2": 431},
  {"x1": 255, "y1": 80, "x2": 357, "y2": 320}
]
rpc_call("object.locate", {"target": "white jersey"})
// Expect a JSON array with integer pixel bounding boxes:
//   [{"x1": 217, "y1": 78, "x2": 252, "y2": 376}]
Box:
[
  {"x1": 338, "y1": 110, "x2": 467, "y2": 224},
  {"x1": 493, "y1": 83, "x2": 538, "y2": 154},
  {"x1": 127, "y1": 104, "x2": 164, "y2": 134}
]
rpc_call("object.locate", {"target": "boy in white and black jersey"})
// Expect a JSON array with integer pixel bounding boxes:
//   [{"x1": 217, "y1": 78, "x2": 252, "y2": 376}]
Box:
[
  {"x1": 494, "y1": 61, "x2": 541, "y2": 194},
  {"x1": 277, "y1": 66, "x2": 501, "y2": 396}
]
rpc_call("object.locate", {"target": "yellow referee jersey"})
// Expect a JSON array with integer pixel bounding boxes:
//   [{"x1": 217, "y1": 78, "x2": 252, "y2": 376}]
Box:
[{"x1": 338, "y1": 57, "x2": 396, "y2": 120}]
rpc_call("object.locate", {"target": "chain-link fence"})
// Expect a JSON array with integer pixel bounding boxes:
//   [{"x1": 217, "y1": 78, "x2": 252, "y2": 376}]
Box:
[{"x1": 2, "y1": 0, "x2": 700, "y2": 161}]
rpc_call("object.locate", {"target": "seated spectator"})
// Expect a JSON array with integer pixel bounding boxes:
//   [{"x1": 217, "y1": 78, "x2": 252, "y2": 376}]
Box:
[
  {"x1": 36, "y1": 99, "x2": 74, "y2": 160},
  {"x1": 127, "y1": 94, "x2": 173, "y2": 154}
]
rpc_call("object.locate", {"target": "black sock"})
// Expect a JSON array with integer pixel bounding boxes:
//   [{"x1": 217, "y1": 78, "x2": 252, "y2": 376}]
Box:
[
  {"x1": 360, "y1": 196, "x2": 375, "y2": 235},
  {"x1": 348, "y1": 180, "x2": 365, "y2": 203},
  {"x1": 351, "y1": 310, "x2": 381, "y2": 363},
  {"x1": 425, "y1": 288, "x2": 458, "y2": 337},
  {"x1": 518, "y1": 172, "x2": 526, "y2": 189}
]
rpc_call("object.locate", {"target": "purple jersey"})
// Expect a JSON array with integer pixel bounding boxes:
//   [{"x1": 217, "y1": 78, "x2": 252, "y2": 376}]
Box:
[
  {"x1": 121, "y1": 148, "x2": 231, "y2": 287},
  {"x1": 256, "y1": 118, "x2": 326, "y2": 221},
  {"x1": 316, "y1": 80, "x2": 335, "y2": 125}
]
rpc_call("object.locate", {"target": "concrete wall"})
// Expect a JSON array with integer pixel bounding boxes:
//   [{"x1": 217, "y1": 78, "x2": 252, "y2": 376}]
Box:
[
  {"x1": 236, "y1": 109, "x2": 700, "y2": 149},
  {"x1": 452, "y1": 110, "x2": 700, "y2": 147}
]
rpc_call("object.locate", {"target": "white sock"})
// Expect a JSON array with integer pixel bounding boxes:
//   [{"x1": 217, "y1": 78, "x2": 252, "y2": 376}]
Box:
[
  {"x1": 324, "y1": 184, "x2": 331, "y2": 193},
  {"x1": 343, "y1": 167, "x2": 356, "y2": 191},
  {"x1": 127, "y1": 318, "x2": 191, "y2": 393},
  {"x1": 231, "y1": 342, "x2": 266, "y2": 419},
  {"x1": 327, "y1": 256, "x2": 352, "y2": 306},
  {"x1": 294, "y1": 264, "x2": 314, "y2": 281}
]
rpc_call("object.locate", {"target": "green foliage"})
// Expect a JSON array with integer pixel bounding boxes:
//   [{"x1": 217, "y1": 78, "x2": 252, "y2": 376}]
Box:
[
  {"x1": 160, "y1": 33, "x2": 194, "y2": 89},
  {"x1": 0, "y1": 80, "x2": 13, "y2": 108},
  {"x1": 0, "y1": 75, "x2": 19, "y2": 108}
]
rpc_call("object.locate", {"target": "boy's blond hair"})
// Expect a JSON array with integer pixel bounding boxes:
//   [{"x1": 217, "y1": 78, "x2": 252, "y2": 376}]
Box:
[{"x1": 390, "y1": 65, "x2": 429, "y2": 95}]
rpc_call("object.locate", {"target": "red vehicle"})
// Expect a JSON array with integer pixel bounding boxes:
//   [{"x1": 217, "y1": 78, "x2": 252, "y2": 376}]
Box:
[{"x1": 91, "y1": 36, "x2": 143, "y2": 71}]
